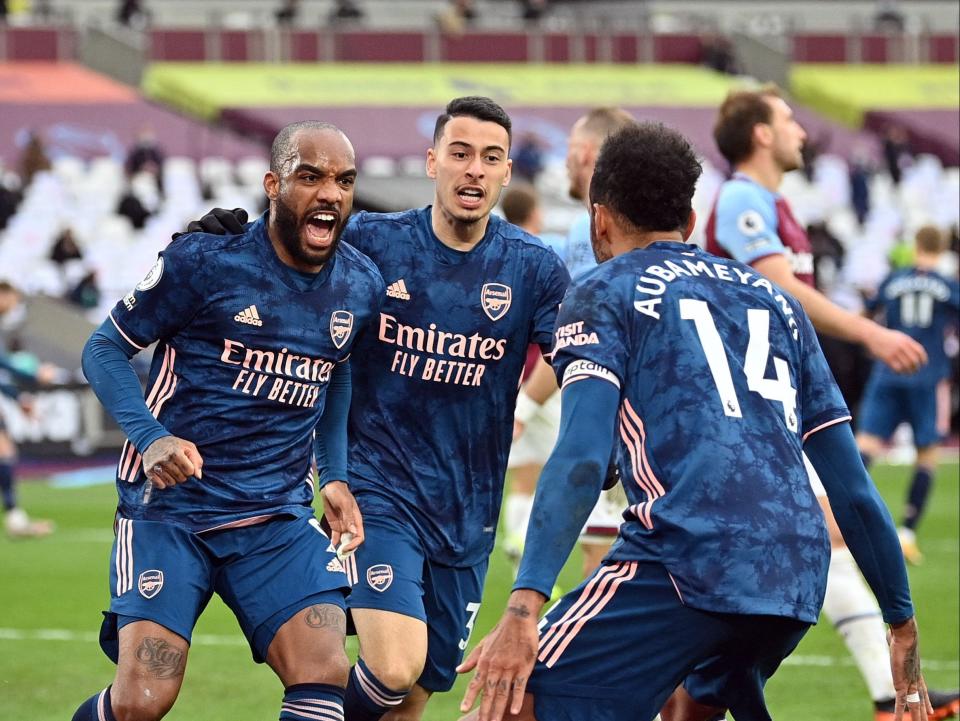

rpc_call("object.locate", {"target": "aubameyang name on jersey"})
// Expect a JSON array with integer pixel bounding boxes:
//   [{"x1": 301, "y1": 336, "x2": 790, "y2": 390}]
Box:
[
  {"x1": 633, "y1": 258, "x2": 799, "y2": 339},
  {"x1": 221, "y1": 339, "x2": 335, "y2": 408},
  {"x1": 378, "y1": 313, "x2": 507, "y2": 386}
]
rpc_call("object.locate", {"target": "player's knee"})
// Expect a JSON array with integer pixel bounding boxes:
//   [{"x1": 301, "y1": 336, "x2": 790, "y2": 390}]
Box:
[
  {"x1": 109, "y1": 683, "x2": 177, "y2": 721},
  {"x1": 285, "y1": 637, "x2": 351, "y2": 687},
  {"x1": 363, "y1": 655, "x2": 424, "y2": 692}
]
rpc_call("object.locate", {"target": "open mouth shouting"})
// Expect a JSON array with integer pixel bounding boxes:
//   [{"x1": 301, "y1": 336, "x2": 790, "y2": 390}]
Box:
[
  {"x1": 303, "y1": 208, "x2": 340, "y2": 249},
  {"x1": 456, "y1": 185, "x2": 486, "y2": 211}
]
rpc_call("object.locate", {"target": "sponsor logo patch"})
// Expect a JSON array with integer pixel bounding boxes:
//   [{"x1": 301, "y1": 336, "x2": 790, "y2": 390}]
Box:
[
  {"x1": 737, "y1": 210, "x2": 765, "y2": 237},
  {"x1": 136, "y1": 257, "x2": 164, "y2": 291},
  {"x1": 234, "y1": 304, "x2": 263, "y2": 326},
  {"x1": 366, "y1": 563, "x2": 393, "y2": 592},
  {"x1": 326, "y1": 557, "x2": 345, "y2": 573},
  {"x1": 138, "y1": 569, "x2": 164, "y2": 599},
  {"x1": 481, "y1": 283, "x2": 512, "y2": 321},
  {"x1": 330, "y1": 310, "x2": 354, "y2": 349},
  {"x1": 386, "y1": 279, "x2": 411, "y2": 300}
]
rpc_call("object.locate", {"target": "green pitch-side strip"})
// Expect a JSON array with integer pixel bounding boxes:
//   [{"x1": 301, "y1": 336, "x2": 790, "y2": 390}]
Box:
[
  {"x1": 791, "y1": 64, "x2": 960, "y2": 127},
  {"x1": 142, "y1": 63, "x2": 739, "y2": 120}
]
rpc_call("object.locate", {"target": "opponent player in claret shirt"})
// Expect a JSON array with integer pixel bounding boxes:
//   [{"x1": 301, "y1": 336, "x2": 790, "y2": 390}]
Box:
[
  {"x1": 858, "y1": 225, "x2": 960, "y2": 564},
  {"x1": 73, "y1": 122, "x2": 384, "y2": 721},
  {"x1": 459, "y1": 122, "x2": 930, "y2": 721},
  {"x1": 184, "y1": 97, "x2": 570, "y2": 721},
  {"x1": 701, "y1": 85, "x2": 957, "y2": 721}
]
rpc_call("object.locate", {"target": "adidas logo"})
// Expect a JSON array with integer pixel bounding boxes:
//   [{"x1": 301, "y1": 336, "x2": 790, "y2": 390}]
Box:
[
  {"x1": 386, "y1": 279, "x2": 410, "y2": 301},
  {"x1": 234, "y1": 305, "x2": 263, "y2": 326},
  {"x1": 326, "y1": 557, "x2": 345, "y2": 573}
]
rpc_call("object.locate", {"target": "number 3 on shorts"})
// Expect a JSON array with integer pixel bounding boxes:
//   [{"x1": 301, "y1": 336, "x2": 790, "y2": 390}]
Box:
[{"x1": 458, "y1": 602, "x2": 482, "y2": 651}]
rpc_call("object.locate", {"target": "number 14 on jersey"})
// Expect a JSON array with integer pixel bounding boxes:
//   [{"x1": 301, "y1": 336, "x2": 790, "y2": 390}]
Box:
[{"x1": 680, "y1": 299, "x2": 798, "y2": 432}]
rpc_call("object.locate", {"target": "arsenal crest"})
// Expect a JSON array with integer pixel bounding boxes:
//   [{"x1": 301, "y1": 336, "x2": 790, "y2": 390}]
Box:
[
  {"x1": 366, "y1": 563, "x2": 394, "y2": 592},
  {"x1": 138, "y1": 570, "x2": 164, "y2": 599},
  {"x1": 481, "y1": 283, "x2": 512, "y2": 322},
  {"x1": 330, "y1": 310, "x2": 354, "y2": 349}
]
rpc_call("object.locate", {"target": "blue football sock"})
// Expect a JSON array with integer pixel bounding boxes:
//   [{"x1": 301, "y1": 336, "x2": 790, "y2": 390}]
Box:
[
  {"x1": 343, "y1": 659, "x2": 410, "y2": 721},
  {"x1": 280, "y1": 683, "x2": 344, "y2": 721},
  {"x1": 903, "y1": 465, "x2": 934, "y2": 531},
  {"x1": 0, "y1": 462, "x2": 15, "y2": 511},
  {"x1": 72, "y1": 687, "x2": 117, "y2": 721}
]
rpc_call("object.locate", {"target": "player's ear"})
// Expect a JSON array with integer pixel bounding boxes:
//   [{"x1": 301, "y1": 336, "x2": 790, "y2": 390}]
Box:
[
  {"x1": 425, "y1": 148, "x2": 438, "y2": 179},
  {"x1": 592, "y1": 203, "x2": 608, "y2": 240},
  {"x1": 263, "y1": 171, "x2": 280, "y2": 201},
  {"x1": 753, "y1": 122, "x2": 773, "y2": 150},
  {"x1": 682, "y1": 209, "x2": 697, "y2": 241},
  {"x1": 502, "y1": 158, "x2": 512, "y2": 187}
]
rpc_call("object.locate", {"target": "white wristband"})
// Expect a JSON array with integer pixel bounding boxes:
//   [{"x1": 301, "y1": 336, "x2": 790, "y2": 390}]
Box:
[{"x1": 514, "y1": 391, "x2": 540, "y2": 425}]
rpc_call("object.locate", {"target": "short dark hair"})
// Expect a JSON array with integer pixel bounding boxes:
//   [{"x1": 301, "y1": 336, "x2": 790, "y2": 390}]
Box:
[
  {"x1": 500, "y1": 182, "x2": 539, "y2": 226},
  {"x1": 433, "y1": 96, "x2": 512, "y2": 148},
  {"x1": 713, "y1": 84, "x2": 782, "y2": 166},
  {"x1": 590, "y1": 122, "x2": 702, "y2": 234},
  {"x1": 270, "y1": 120, "x2": 346, "y2": 174}
]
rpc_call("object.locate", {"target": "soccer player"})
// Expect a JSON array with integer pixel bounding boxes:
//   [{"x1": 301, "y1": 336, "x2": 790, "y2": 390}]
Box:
[
  {"x1": 458, "y1": 121, "x2": 931, "y2": 721},
  {"x1": 0, "y1": 281, "x2": 57, "y2": 538},
  {"x1": 72, "y1": 122, "x2": 384, "y2": 721},
  {"x1": 184, "y1": 97, "x2": 570, "y2": 721},
  {"x1": 857, "y1": 225, "x2": 960, "y2": 564},
  {"x1": 702, "y1": 85, "x2": 957, "y2": 721}
]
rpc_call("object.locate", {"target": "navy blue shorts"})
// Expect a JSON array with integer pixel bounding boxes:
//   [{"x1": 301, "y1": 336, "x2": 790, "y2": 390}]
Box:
[
  {"x1": 858, "y1": 378, "x2": 943, "y2": 448},
  {"x1": 342, "y1": 512, "x2": 487, "y2": 692},
  {"x1": 527, "y1": 561, "x2": 810, "y2": 721},
  {"x1": 101, "y1": 514, "x2": 348, "y2": 664}
]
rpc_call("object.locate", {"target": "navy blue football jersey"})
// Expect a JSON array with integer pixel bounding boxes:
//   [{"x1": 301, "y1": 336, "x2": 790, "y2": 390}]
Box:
[
  {"x1": 552, "y1": 241, "x2": 850, "y2": 623},
  {"x1": 108, "y1": 215, "x2": 384, "y2": 531},
  {"x1": 341, "y1": 207, "x2": 570, "y2": 566},
  {"x1": 866, "y1": 267, "x2": 960, "y2": 388}
]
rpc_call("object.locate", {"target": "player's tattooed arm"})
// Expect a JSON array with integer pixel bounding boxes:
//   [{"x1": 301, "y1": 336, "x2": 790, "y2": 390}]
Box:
[
  {"x1": 304, "y1": 604, "x2": 347, "y2": 634},
  {"x1": 135, "y1": 637, "x2": 186, "y2": 679}
]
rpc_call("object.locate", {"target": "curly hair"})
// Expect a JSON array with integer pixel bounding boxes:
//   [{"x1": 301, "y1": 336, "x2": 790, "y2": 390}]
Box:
[
  {"x1": 589, "y1": 122, "x2": 702, "y2": 233},
  {"x1": 433, "y1": 96, "x2": 512, "y2": 148}
]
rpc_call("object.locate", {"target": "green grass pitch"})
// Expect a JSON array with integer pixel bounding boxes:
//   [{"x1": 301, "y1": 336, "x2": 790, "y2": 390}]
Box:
[{"x1": 1, "y1": 461, "x2": 956, "y2": 720}]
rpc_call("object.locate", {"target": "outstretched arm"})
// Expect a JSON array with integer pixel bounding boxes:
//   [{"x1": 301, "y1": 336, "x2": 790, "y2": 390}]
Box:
[
  {"x1": 754, "y1": 255, "x2": 926, "y2": 374},
  {"x1": 459, "y1": 378, "x2": 619, "y2": 721},
  {"x1": 804, "y1": 422, "x2": 931, "y2": 719}
]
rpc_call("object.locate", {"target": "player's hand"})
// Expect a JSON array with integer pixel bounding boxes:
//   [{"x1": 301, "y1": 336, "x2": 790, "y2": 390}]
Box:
[
  {"x1": 172, "y1": 207, "x2": 248, "y2": 240},
  {"x1": 142, "y1": 435, "x2": 204, "y2": 489},
  {"x1": 889, "y1": 617, "x2": 933, "y2": 721},
  {"x1": 866, "y1": 327, "x2": 927, "y2": 375},
  {"x1": 458, "y1": 589, "x2": 544, "y2": 721},
  {"x1": 321, "y1": 481, "x2": 364, "y2": 555}
]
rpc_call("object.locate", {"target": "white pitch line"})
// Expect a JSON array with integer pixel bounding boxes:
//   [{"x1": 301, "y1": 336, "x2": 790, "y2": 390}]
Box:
[
  {"x1": 0, "y1": 628, "x2": 245, "y2": 646},
  {"x1": 0, "y1": 628, "x2": 956, "y2": 671}
]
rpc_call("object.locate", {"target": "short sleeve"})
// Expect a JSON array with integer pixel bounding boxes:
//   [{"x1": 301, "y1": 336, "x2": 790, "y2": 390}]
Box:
[
  {"x1": 108, "y1": 240, "x2": 204, "y2": 352},
  {"x1": 550, "y1": 273, "x2": 626, "y2": 392},
  {"x1": 530, "y1": 250, "x2": 571, "y2": 352},
  {"x1": 714, "y1": 182, "x2": 785, "y2": 265},
  {"x1": 796, "y1": 308, "x2": 851, "y2": 440}
]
